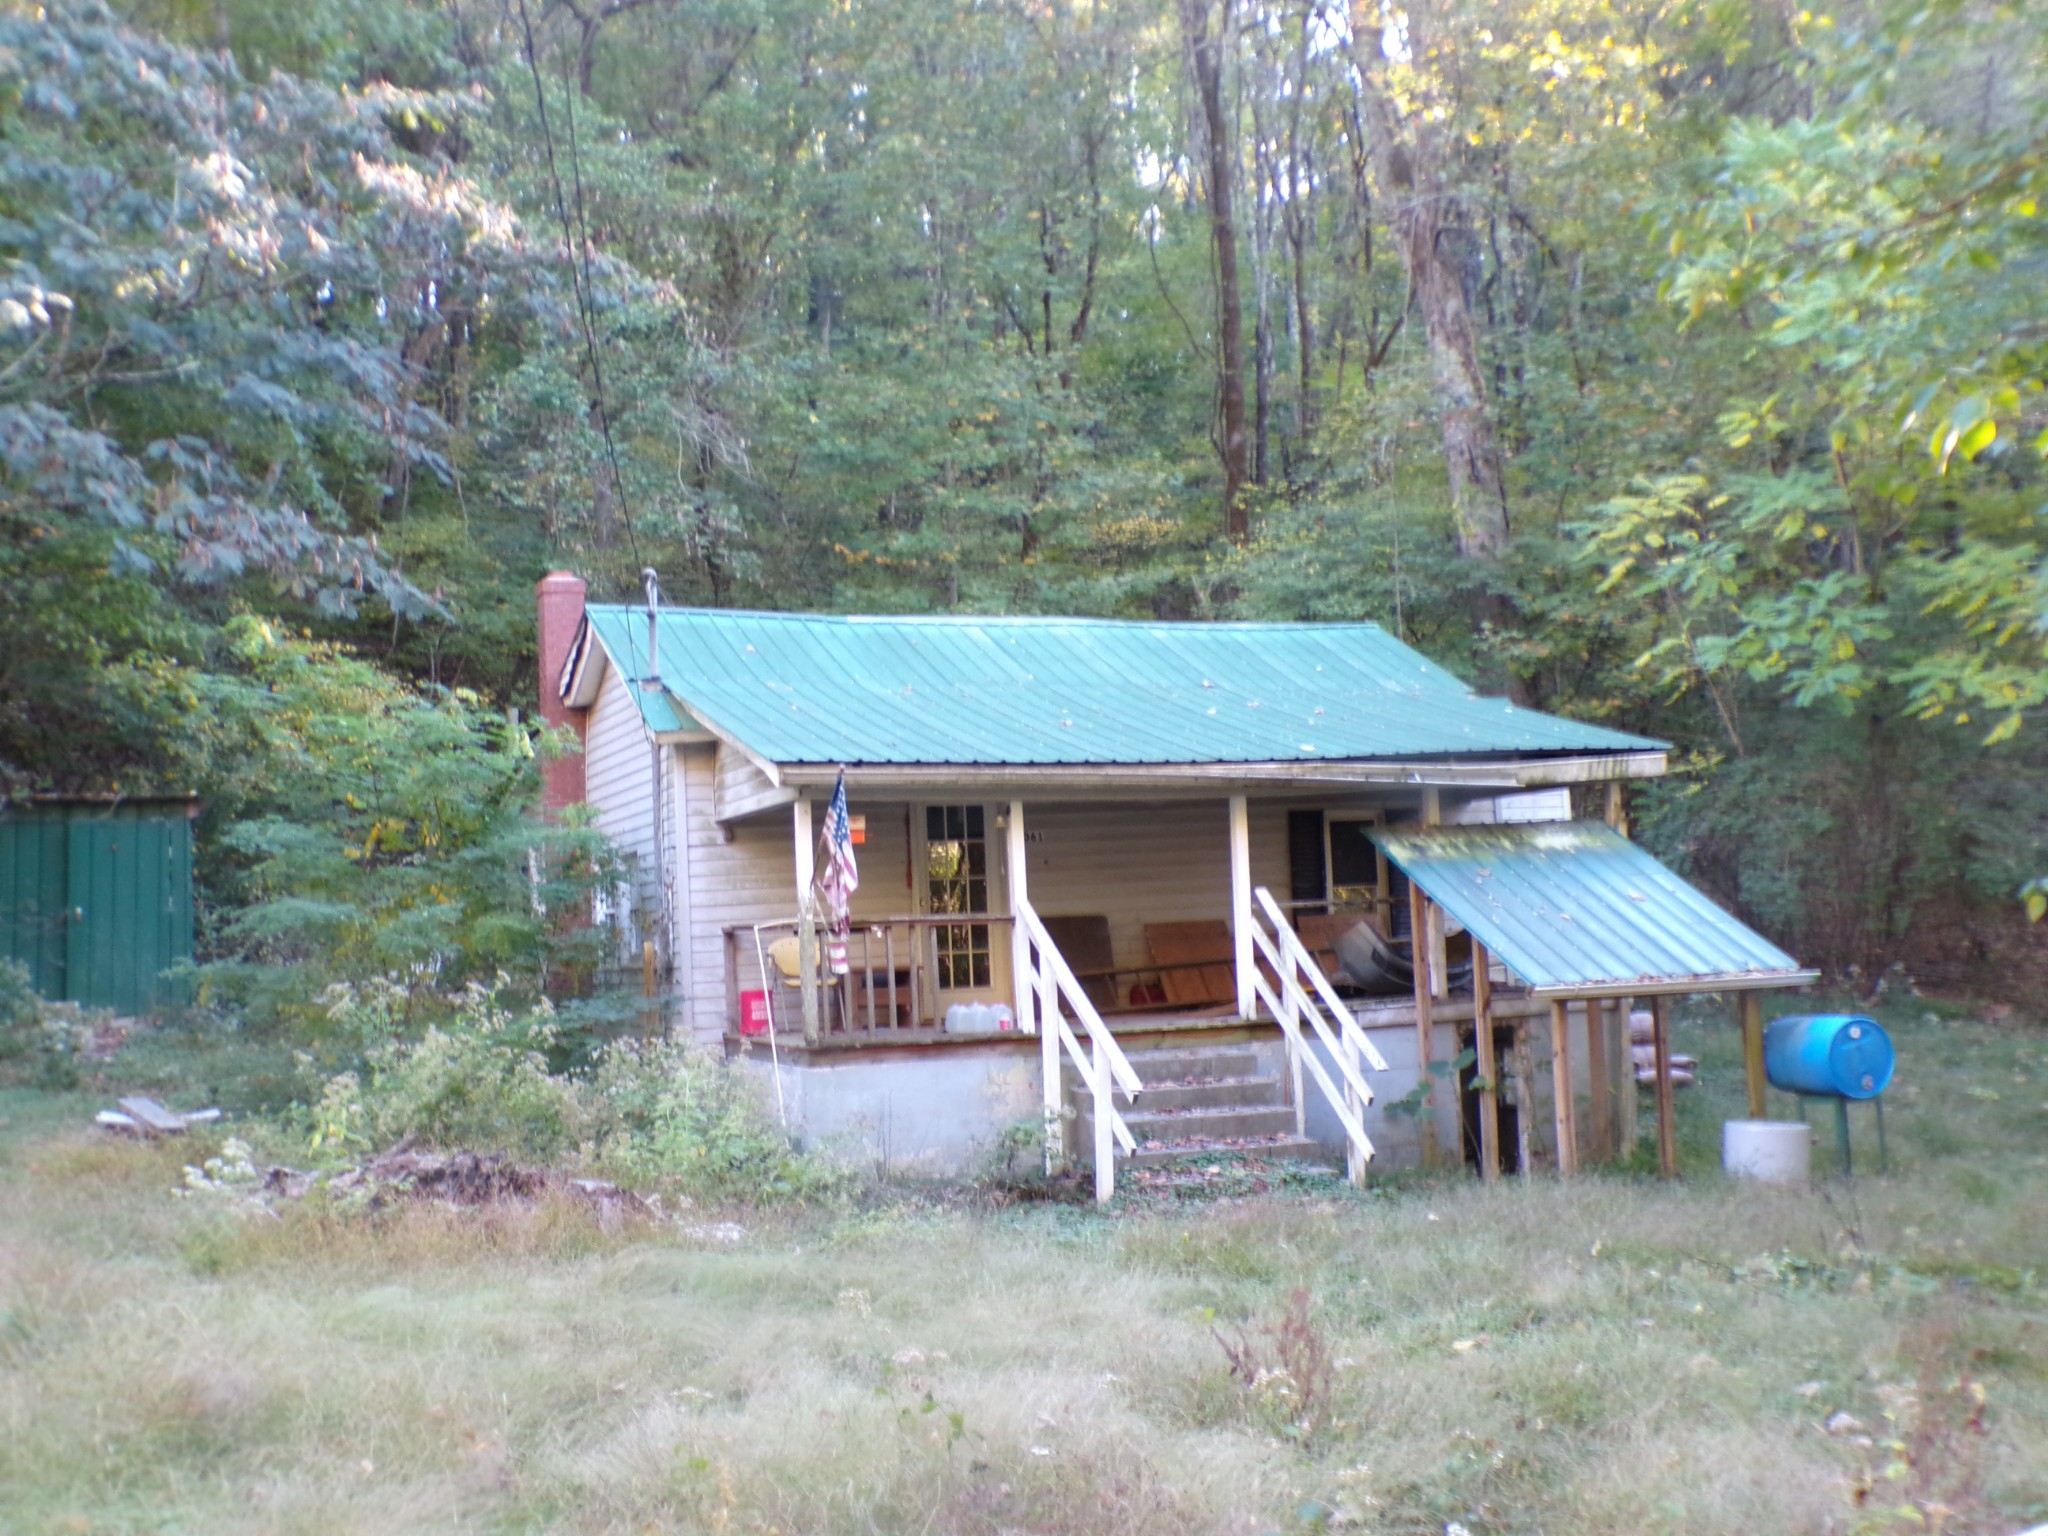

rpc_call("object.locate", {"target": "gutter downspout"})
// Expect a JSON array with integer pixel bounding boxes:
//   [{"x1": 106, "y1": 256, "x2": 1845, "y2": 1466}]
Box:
[{"x1": 642, "y1": 568, "x2": 667, "y2": 1028}]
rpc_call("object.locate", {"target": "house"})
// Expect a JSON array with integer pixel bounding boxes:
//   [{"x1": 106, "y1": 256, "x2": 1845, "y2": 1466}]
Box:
[{"x1": 536, "y1": 574, "x2": 1814, "y2": 1196}]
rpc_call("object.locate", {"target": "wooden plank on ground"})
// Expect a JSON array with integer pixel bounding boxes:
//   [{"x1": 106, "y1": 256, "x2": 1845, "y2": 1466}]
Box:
[{"x1": 116, "y1": 1097, "x2": 188, "y2": 1135}]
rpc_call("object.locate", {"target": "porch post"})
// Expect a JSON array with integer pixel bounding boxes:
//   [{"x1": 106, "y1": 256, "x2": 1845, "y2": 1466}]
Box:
[
  {"x1": 1651, "y1": 994, "x2": 1678, "y2": 1178},
  {"x1": 1585, "y1": 998, "x2": 1611, "y2": 1161},
  {"x1": 1472, "y1": 939, "x2": 1501, "y2": 1181},
  {"x1": 1407, "y1": 880, "x2": 1437, "y2": 1165},
  {"x1": 1420, "y1": 788, "x2": 1447, "y2": 999},
  {"x1": 1228, "y1": 795, "x2": 1255, "y2": 1019},
  {"x1": 1740, "y1": 991, "x2": 1767, "y2": 1119},
  {"x1": 1549, "y1": 999, "x2": 1578, "y2": 1177},
  {"x1": 793, "y1": 797, "x2": 819, "y2": 1042},
  {"x1": 1006, "y1": 800, "x2": 1034, "y2": 1037}
]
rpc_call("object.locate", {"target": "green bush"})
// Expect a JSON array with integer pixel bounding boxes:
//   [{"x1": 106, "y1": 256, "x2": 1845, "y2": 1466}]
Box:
[
  {"x1": 305, "y1": 978, "x2": 846, "y2": 1205},
  {"x1": 309, "y1": 980, "x2": 575, "y2": 1163},
  {"x1": 578, "y1": 1036, "x2": 850, "y2": 1206},
  {"x1": 0, "y1": 958, "x2": 96, "y2": 1089}
]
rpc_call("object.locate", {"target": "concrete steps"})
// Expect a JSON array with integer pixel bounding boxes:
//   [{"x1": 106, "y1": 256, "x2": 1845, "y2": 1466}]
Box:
[{"x1": 1068, "y1": 1043, "x2": 1333, "y2": 1170}]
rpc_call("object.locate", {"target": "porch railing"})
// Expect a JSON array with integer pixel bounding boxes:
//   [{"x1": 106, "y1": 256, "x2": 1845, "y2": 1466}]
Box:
[
  {"x1": 1248, "y1": 885, "x2": 1389, "y2": 1185},
  {"x1": 1014, "y1": 896, "x2": 1142, "y2": 1203},
  {"x1": 725, "y1": 913, "x2": 1017, "y2": 1041}
]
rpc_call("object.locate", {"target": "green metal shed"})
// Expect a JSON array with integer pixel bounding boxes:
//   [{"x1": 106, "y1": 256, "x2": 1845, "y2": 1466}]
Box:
[{"x1": 0, "y1": 798, "x2": 196, "y2": 1015}]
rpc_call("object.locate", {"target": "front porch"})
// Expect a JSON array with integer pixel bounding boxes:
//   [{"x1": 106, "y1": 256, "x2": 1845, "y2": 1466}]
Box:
[
  {"x1": 713, "y1": 787, "x2": 1611, "y2": 1193},
  {"x1": 704, "y1": 794, "x2": 1815, "y2": 1201}
]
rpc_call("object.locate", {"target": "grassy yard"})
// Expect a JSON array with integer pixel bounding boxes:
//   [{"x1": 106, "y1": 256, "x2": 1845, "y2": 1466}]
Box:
[{"x1": 2, "y1": 1001, "x2": 2045, "y2": 1536}]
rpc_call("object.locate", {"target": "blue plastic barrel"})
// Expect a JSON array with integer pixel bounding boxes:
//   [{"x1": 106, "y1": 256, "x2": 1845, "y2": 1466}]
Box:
[{"x1": 1763, "y1": 1014, "x2": 1895, "y2": 1100}]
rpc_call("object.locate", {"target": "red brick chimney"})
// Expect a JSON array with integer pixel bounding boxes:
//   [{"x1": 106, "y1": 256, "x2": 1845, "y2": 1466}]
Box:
[{"x1": 536, "y1": 571, "x2": 588, "y2": 813}]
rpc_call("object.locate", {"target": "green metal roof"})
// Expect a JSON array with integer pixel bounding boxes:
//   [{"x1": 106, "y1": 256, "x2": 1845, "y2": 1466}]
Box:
[
  {"x1": 579, "y1": 606, "x2": 1664, "y2": 768},
  {"x1": 1372, "y1": 821, "x2": 1815, "y2": 998}
]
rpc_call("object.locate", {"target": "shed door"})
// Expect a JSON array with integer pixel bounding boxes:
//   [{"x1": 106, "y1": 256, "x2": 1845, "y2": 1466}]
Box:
[
  {"x1": 62, "y1": 816, "x2": 189, "y2": 1015},
  {"x1": 0, "y1": 813, "x2": 69, "y2": 999}
]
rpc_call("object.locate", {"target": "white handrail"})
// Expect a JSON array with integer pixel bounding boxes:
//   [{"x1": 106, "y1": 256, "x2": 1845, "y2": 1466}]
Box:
[
  {"x1": 1255, "y1": 887, "x2": 1391, "y2": 1072},
  {"x1": 1249, "y1": 971, "x2": 1373, "y2": 1153},
  {"x1": 1015, "y1": 901, "x2": 1144, "y2": 1096},
  {"x1": 1015, "y1": 897, "x2": 1141, "y2": 1202},
  {"x1": 1247, "y1": 924, "x2": 1380, "y2": 1115},
  {"x1": 1250, "y1": 885, "x2": 1392, "y2": 1185}
]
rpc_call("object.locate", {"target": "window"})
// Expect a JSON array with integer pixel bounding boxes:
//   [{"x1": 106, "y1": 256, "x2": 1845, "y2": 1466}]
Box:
[
  {"x1": 1327, "y1": 816, "x2": 1381, "y2": 914},
  {"x1": 925, "y1": 804, "x2": 992, "y2": 989}
]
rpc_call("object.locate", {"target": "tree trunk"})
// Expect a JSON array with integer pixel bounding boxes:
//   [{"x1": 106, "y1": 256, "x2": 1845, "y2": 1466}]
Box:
[
  {"x1": 1183, "y1": 0, "x2": 1250, "y2": 542},
  {"x1": 1286, "y1": 11, "x2": 1316, "y2": 445},
  {"x1": 1353, "y1": 7, "x2": 1510, "y2": 563},
  {"x1": 1250, "y1": 51, "x2": 1275, "y2": 488}
]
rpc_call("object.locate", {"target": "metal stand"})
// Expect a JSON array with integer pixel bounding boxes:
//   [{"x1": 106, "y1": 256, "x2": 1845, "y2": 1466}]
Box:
[{"x1": 1795, "y1": 1093, "x2": 1888, "y2": 1176}]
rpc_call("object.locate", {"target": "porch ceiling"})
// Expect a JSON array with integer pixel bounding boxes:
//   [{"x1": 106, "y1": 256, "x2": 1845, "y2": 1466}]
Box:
[
  {"x1": 577, "y1": 606, "x2": 1665, "y2": 771},
  {"x1": 1371, "y1": 821, "x2": 1818, "y2": 999}
]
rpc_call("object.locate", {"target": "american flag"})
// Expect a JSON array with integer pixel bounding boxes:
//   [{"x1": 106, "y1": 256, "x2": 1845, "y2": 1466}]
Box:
[{"x1": 815, "y1": 771, "x2": 859, "y2": 975}]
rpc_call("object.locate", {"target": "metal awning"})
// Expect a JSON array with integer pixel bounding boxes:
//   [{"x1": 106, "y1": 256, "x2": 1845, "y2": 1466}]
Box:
[{"x1": 1372, "y1": 821, "x2": 1818, "y2": 999}]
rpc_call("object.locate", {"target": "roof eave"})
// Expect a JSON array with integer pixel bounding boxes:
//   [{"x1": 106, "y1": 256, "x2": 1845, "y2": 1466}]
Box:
[
  {"x1": 771, "y1": 751, "x2": 1666, "y2": 792},
  {"x1": 1529, "y1": 969, "x2": 1822, "y2": 1000}
]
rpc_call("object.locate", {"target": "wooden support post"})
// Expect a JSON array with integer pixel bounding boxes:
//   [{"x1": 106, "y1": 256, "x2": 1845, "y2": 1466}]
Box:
[
  {"x1": 1651, "y1": 994, "x2": 1678, "y2": 1179},
  {"x1": 793, "y1": 798, "x2": 819, "y2": 1043},
  {"x1": 1472, "y1": 939, "x2": 1501, "y2": 1181},
  {"x1": 1584, "y1": 998, "x2": 1610, "y2": 1161},
  {"x1": 1604, "y1": 780, "x2": 1628, "y2": 835},
  {"x1": 1006, "y1": 801, "x2": 1034, "y2": 1037},
  {"x1": 1740, "y1": 991, "x2": 1767, "y2": 1120},
  {"x1": 1420, "y1": 788, "x2": 1447, "y2": 999},
  {"x1": 641, "y1": 940, "x2": 658, "y2": 1038},
  {"x1": 1550, "y1": 999, "x2": 1578, "y2": 1178},
  {"x1": 1228, "y1": 795, "x2": 1256, "y2": 1020},
  {"x1": 1619, "y1": 997, "x2": 1639, "y2": 1158},
  {"x1": 1512, "y1": 1023, "x2": 1536, "y2": 1182},
  {"x1": 1408, "y1": 880, "x2": 1437, "y2": 1164}
]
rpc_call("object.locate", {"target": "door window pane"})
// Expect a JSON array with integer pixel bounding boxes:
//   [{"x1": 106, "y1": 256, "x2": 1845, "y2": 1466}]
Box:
[
  {"x1": 1328, "y1": 817, "x2": 1381, "y2": 915},
  {"x1": 926, "y1": 805, "x2": 992, "y2": 988}
]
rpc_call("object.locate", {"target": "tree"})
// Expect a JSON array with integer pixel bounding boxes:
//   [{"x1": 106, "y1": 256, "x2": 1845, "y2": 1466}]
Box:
[{"x1": 1181, "y1": 0, "x2": 1253, "y2": 542}]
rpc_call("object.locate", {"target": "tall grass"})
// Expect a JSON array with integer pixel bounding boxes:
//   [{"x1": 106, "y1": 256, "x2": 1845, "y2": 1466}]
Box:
[{"x1": 2, "y1": 1001, "x2": 2045, "y2": 1534}]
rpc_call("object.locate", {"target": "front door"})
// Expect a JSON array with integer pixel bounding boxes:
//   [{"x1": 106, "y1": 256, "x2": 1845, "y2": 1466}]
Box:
[{"x1": 918, "y1": 803, "x2": 1010, "y2": 1010}]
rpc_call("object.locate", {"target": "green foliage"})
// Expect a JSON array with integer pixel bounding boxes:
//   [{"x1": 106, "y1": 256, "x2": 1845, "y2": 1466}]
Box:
[
  {"x1": 306, "y1": 977, "x2": 846, "y2": 1204},
  {"x1": 3, "y1": 0, "x2": 2043, "y2": 983},
  {"x1": 0, "y1": 958, "x2": 98, "y2": 1089},
  {"x1": 319, "y1": 981, "x2": 577, "y2": 1162},
  {"x1": 577, "y1": 1035, "x2": 851, "y2": 1206},
  {"x1": 194, "y1": 619, "x2": 617, "y2": 1027}
]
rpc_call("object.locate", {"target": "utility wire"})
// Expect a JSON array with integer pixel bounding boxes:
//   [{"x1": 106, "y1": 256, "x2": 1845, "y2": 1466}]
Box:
[{"x1": 514, "y1": 0, "x2": 643, "y2": 565}]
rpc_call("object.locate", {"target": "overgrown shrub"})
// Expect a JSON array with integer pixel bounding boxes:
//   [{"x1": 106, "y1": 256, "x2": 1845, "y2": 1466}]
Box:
[
  {"x1": 0, "y1": 958, "x2": 97, "y2": 1089},
  {"x1": 304, "y1": 979, "x2": 846, "y2": 1205},
  {"x1": 307, "y1": 980, "x2": 576, "y2": 1162},
  {"x1": 578, "y1": 1035, "x2": 850, "y2": 1205},
  {"x1": 195, "y1": 618, "x2": 621, "y2": 1036}
]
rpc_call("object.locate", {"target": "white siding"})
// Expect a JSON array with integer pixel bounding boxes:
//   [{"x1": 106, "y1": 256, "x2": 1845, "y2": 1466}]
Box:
[
  {"x1": 1448, "y1": 788, "x2": 1572, "y2": 826},
  {"x1": 1020, "y1": 800, "x2": 1292, "y2": 976},
  {"x1": 714, "y1": 742, "x2": 796, "y2": 823},
  {"x1": 583, "y1": 661, "x2": 666, "y2": 962},
  {"x1": 677, "y1": 744, "x2": 801, "y2": 1046}
]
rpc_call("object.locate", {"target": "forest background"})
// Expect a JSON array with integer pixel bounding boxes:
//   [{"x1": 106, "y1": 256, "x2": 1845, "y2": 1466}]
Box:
[{"x1": 2, "y1": 0, "x2": 2044, "y2": 1011}]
